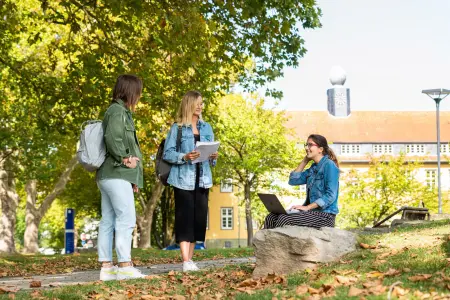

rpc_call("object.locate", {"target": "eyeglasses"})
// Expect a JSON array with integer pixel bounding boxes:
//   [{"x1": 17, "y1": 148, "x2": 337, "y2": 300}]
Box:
[{"x1": 304, "y1": 142, "x2": 319, "y2": 149}]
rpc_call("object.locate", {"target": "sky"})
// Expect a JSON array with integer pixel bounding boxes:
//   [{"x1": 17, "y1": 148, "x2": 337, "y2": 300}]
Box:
[{"x1": 261, "y1": 0, "x2": 450, "y2": 111}]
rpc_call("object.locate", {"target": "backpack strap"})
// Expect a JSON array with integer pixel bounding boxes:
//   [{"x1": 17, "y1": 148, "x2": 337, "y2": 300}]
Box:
[{"x1": 176, "y1": 125, "x2": 182, "y2": 152}]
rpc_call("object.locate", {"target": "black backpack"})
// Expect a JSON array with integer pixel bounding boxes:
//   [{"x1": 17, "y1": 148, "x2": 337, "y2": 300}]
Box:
[{"x1": 155, "y1": 125, "x2": 182, "y2": 186}]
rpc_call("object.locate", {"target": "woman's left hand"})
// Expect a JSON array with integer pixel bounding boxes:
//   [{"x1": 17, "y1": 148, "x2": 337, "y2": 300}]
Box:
[
  {"x1": 209, "y1": 152, "x2": 218, "y2": 160},
  {"x1": 290, "y1": 205, "x2": 309, "y2": 211},
  {"x1": 132, "y1": 184, "x2": 139, "y2": 193}
]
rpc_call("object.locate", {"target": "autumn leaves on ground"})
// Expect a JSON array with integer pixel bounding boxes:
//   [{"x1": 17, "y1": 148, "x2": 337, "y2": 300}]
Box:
[{"x1": 3, "y1": 220, "x2": 450, "y2": 299}]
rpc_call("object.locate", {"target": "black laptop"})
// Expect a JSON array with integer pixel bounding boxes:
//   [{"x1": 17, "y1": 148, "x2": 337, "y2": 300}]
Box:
[{"x1": 258, "y1": 193, "x2": 289, "y2": 214}]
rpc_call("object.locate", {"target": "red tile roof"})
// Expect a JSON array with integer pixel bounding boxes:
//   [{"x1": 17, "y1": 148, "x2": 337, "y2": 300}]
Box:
[{"x1": 285, "y1": 111, "x2": 450, "y2": 143}]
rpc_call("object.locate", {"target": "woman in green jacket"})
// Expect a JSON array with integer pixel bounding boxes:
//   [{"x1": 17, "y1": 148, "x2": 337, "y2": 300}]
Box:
[{"x1": 96, "y1": 75, "x2": 145, "y2": 281}]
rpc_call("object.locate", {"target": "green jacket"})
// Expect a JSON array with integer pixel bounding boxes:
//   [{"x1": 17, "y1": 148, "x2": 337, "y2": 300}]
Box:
[{"x1": 96, "y1": 99, "x2": 144, "y2": 188}]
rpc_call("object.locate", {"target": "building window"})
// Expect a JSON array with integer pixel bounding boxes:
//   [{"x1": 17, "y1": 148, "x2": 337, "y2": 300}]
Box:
[
  {"x1": 220, "y1": 179, "x2": 233, "y2": 193},
  {"x1": 221, "y1": 208, "x2": 233, "y2": 230},
  {"x1": 406, "y1": 144, "x2": 425, "y2": 155},
  {"x1": 426, "y1": 170, "x2": 436, "y2": 189},
  {"x1": 441, "y1": 143, "x2": 450, "y2": 154},
  {"x1": 373, "y1": 144, "x2": 393, "y2": 154},
  {"x1": 341, "y1": 144, "x2": 360, "y2": 154}
]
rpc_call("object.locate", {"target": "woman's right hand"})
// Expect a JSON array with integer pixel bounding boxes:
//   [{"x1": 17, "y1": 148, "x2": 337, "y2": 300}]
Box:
[
  {"x1": 123, "y1": 156, "x2": 140, "y2": 169},
  {"x1": 184, "y1": 151, "x2": 200, "y2": 162},
  {"x1": 302, "y1": 155, "x2": 312, "y2": 163}
]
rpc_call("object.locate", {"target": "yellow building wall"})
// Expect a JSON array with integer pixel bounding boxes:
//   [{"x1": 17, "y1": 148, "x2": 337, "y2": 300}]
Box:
[{"x1": 205, "y1": 186, "x2": 255, "y2": 248}]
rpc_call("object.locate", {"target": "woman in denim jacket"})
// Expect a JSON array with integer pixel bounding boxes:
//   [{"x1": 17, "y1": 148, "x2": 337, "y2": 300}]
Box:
[
  {"x1": 163, "y1": 91, "x2": 218, "y2": 272},
  {"x1": 264, "y1": 134, "x2": 340, "y2": 229}
]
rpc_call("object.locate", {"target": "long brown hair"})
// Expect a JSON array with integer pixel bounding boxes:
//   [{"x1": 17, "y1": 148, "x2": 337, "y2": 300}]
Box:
[
  {"x1": 112, "y1": 74, "x2": 143, "y2": 112},
  {"x1": 308, "y1": 134, "x2": 340, "y2": 168},
  {"x1": 176, "y1": 90, "x2": 202, "y2": 126}
]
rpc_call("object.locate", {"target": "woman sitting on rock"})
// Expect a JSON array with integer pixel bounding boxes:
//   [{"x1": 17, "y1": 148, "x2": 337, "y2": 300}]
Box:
[{"x1": 264, "y1": 134, "x2": 340, "y2": 229}]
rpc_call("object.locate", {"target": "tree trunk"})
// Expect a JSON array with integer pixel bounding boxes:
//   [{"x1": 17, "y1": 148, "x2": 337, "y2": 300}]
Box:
[
  {"x1": 23, "y1": 180, "x2": 40, "y2": 253},
  {"x1": 162, "y1": 188, "x2": 175, "y2": 247},
  {"x1": 132, "y1": 227, "x2": 138, "y2": 248},
  {"x1": 244, "y1": 183, "x2": 253, "y2": 246},
  {"x1": 137, "y1": 181, "x2": 164, "y2": 248},
  {"x1": 0, "y1": 156, "x2": 19, "y2": 253},
  {"x1": 23, "y1": 155, "x2": 78, "y2": 254}
]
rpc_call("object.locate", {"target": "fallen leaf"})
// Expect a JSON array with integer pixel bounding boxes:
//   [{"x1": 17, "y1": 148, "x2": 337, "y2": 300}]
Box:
[
  {"x1": 322, "y1": 284, "x2": 335, "y2": 295},
  {"x1": 377, "y1": 252, "x2": 391, "y2": 259},
  {"x1": 384, "y1": 268, "x2": 401, "y2": 277},
  {"x1": 295, "y1": 285, "x2": 309, "y2": 295},
  {"x1": 348, "y1": 286, "x2": 365, "y2": 297},
  {"x1": 0, "y1": 286, "x2": 20, "y2": 293},
  {"x1": 335, "y1": 275, "x2": 357, "y2": 285},
  {"x1": 360, "y1": 243, "x2": 376, "y2": 249},
  {"x1": 237, "y1": 279, "x2": 258, "y2": 288},
  {"x1": 141, "y1": 296, "x2": 164, "y2": 300},
  {"x1": 368, "y1": 284, "x2": 387, "y2": 295},
  {"x1": 29, "y1": 281, "x2": 41, "y2": 288},
  {"x1": 410, "y1": 253, "x2": 418, "y2": 258},
  {"x1": 307, "y1": 287, "x2": 321, "y2": 295},
  {"x1": 392, "y1": 286, "x2": 409, "y2": 296},
  {"x1": 366, "y1": 271, "x2": 384, "y2": 278},
  {"x1": 403, "y1": 268, "x2": 411, "y2": 273},
  {"x1": 408, "y1": 274, "x2": 432, "y2": 282},
  {"x1": 362, "y1": 279, "x2": 383, "y2": 288}
]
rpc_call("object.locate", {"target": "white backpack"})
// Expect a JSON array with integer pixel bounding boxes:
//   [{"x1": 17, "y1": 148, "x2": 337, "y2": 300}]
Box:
[{"x1": 77, "y1": 120, "x2": 106, "y2": 172}]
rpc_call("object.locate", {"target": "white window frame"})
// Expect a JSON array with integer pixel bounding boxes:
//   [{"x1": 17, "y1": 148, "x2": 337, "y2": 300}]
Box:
[
  {"x1": 426, "y1": 169, "x2": 436, "y2": 189},
  {"x1": 221, "y1": 207, "x2": 233, "y2": 230},
  {"x1": 341, "y1": 144, "x2": 361, "y2": 155},
  {"x1": 220, "y1": 179, "x2": 233, "y2": 193},
  {"x1": 373, "y1": 144, "x2": 393, "y2": 155},
  {"x1": 406, "y1": 144, "x2": 425, "y2": 155},
  {"x1": 440, "y1": 143, "x2": 450, "y2": 154}
]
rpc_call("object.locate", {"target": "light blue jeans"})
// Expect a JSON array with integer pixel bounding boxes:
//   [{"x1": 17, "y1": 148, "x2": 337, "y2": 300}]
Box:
[{"x1": 97, "y1": 179, "x2": 136, "y2": 262}]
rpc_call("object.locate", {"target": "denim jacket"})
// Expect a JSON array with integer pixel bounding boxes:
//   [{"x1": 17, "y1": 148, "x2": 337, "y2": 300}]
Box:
[
  {"x1": 163, "y1": 120, "x2": 215, "y2": 190},
  {"x1": 288, "y1": 155, "x2": 340, "y2": 214}
]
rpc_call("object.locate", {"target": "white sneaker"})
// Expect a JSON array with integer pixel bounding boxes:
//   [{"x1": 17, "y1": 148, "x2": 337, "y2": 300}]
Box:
[
  {"x1": 100, "y1": 266, "x2": 118, "y2": 281},
  {"x1": 189, "y1": 260, "x2": 200, "y2": 271},
  {"x1": 116, "y1": 265, "x2": 146, "y2": 280},
  {"x1": 183, "y1": 261, "x2": 199, "y2": 272}
]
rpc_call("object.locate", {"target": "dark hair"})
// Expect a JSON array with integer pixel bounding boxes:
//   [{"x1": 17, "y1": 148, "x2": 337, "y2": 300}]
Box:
[
  {"x1": 112, "y1": 75, "x2": 143, "y2": 111},
  {"x1": 308, "y1": 134, "x2": 340, "y2": 168}
]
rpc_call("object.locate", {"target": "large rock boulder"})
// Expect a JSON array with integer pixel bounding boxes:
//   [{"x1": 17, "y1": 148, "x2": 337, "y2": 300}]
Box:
[{"x1": 252, "y1": 226, "x2": 357, "y2": 278}]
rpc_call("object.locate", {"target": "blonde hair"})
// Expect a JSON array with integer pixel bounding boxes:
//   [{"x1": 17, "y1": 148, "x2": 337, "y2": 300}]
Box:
[{"x1": 176, "y1": 90, "x2": 202, "y2": 126}]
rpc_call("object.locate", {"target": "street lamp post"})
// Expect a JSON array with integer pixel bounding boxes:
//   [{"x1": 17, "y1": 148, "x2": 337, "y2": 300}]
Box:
[{"x1": 422, "y1": 89, "x2": 450, "y2": 214}]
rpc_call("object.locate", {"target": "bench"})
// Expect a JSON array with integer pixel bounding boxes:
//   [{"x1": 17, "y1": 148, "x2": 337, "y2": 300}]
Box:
[{"x1": 373, "y1": 206, "x2": 430, "y2": 228}]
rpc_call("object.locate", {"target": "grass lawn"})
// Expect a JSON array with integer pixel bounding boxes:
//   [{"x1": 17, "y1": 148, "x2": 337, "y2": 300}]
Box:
[{"x1": 3, "y1": 220, "x2": 450, "y2": 299}]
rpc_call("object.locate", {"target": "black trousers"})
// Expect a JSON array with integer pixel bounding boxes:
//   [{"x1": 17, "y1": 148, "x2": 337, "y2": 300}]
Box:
[{"x1": 174, "y1": 187, "x2": 209, "y2": 243}]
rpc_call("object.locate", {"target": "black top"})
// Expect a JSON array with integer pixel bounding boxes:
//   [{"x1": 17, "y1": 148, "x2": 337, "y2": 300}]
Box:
[{"x1": 194, "y1": 134, "x2": 200, "y2": 187}]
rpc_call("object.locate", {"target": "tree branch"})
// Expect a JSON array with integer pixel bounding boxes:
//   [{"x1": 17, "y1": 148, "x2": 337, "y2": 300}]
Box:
[{"x1": 38, "y1": 155, "x2": 78, "y2": 217}]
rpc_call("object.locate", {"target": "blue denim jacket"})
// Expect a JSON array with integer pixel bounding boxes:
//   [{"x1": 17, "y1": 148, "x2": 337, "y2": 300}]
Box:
[
  {"x1": 288, "y1": 155, "x2": 340, "y2": 214},
  {"x1": 163, "y1": 120, "x2": 214, "y2": 190}
]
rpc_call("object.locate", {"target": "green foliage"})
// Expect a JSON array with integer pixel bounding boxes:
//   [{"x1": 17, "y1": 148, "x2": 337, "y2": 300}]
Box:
[
  {"x1": 39, "y1": 201, "x2": 66, "y2": 250},
  {"x1": 338, "y1": 154, "x2": 437, "y2": 228}
]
